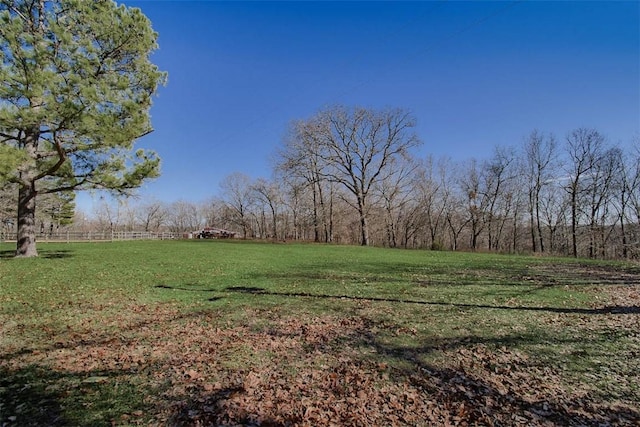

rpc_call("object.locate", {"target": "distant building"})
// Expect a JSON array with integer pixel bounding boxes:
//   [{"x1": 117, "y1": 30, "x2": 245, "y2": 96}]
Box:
[{"x1": 196, "y1": 227, "x2": 237, "y2": 239}]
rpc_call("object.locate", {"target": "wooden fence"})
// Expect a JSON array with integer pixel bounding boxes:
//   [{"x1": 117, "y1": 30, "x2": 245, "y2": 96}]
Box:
[{"x1": 1, "y1": 231, "x2": 180, "y2": 242}]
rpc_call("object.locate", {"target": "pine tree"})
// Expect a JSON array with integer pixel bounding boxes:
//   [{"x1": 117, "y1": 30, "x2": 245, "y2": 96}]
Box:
[{"x1": 0, "y1": 0, "x2": 166, "y2": 256}]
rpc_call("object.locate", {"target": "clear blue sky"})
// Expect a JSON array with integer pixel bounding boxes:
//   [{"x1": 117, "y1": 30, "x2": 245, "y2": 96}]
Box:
[{"x1": 79, "y1": 0, "x2": 640, "y2": 211}]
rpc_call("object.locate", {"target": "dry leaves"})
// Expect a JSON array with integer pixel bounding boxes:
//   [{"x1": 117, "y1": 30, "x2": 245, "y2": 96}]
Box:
[{"x1": 2, "y1": 287, "x2": 639, "y2": 426}]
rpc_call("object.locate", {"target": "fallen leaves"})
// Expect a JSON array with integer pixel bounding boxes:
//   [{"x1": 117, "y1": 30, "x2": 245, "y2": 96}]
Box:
[{"x1": 2, "y1": 286, "x2": 639, "y2": 426}]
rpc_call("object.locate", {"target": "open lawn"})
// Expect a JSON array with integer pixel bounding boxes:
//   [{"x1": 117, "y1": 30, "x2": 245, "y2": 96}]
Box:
[{"x1": 1, "y1": 240, "x2": 639, "y2": 426}]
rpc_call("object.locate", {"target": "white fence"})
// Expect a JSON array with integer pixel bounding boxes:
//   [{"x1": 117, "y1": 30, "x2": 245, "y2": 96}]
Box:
[{"x1": 1, "y1": 231, "x2": 181, "y2": 242}]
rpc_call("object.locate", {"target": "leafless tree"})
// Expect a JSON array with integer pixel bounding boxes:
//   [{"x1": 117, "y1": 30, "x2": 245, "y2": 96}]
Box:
[
  {"x1": 445, "y1": 193, "x2": 470, "y2": 251},
  {"x1": 314, "y1": 106, "x2": 421, "y2": 246},
  {"x1": 522, "y1": 130, "x2": 558, "y2": 253},
  {"x1": 406, "y1": 156, "x2": 452, "y2": 250},
  {"x1": 457, "y1": 159, "x2": 486, "y2": 251},
  {"x1": 564, "y1": 128, "x2": 607, "y2": 257},
  {"x1": 251, "y1": 177, "x2": 284, "y2": 239},
  {"x1": 220, "y1": 172, "x2": 255, "y2": 239},
  {"x1": 277, "y1": 119, "x2": 335, "y2": 242},
  {"x1": 619, "y1": 139, "x2": 640, "y2": 257},
  {"x1": 374, "y1": 155, "x2": 419, "y2": 248},
  {"x1": 167, "y1": 200, "x2": 202, "y2": 233},
  {"x1": 136, "y1": 199, "x2": 168, "y2": 232},
  {"x1": 0, "y1": 183, "x2": 17, "y2": 239},
  {"x1": 93, "y1": 199, "x2": 121, "y2": 234},
  {"x1": 584, "y1": 146, "x2": 621, "y2": 258},
  {"x1": 480, "y1": 146, "x2": 518, "y2": 251}
]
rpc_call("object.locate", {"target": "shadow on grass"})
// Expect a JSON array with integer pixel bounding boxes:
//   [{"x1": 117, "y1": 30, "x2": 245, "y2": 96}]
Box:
[
  {"x1": 0, "y1": 365, "x2": 149, "y2": 427},
  {"x1": 4, "y1": 286, "x2": 637, "y2": 425},
  {"x1": 157, "y1": 308, "x2": 639, "y2": 425},
  {"x1": 155, "y1": 284, "x2": 224, "y2": 302},
  {"x1": 0, "y1": 365, "x2": 65, "y2": 426},
  {"x1": 225, "y1": 286, "x2": 640, "y2": 315},
  {"x1": 259, "y1": 260, "x2": 640, "y2": 287},
  {"x1": 371, "y1": 337, "x2": 640, "y2": 425},
  {"x1": 0, "y1": 249, "x2": 74, "y2": 259},
  {"x1": 0, "y1": 250, "x2": 14, "y2": 259},
  {"x1": 167, "y1": 386, "x2": 300, "y2": 426}
]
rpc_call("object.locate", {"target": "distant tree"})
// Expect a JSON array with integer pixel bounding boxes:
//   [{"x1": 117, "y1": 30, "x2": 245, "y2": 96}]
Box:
[
  {"x1": 311, "y1": 106, "x2": 421, "y2": 246},
  {"x1": 0, "y1": 0, "x2": 166, "y2": 257},
  {"x1": 584, "y1": 146, "x2": 620, "y2": 258},
  {"x1": 619, "y1": 140, "x2": 640, "y2": 258},
  {"x1": 522, "y1": 130, "x2": 558, "y2": 253},
  {"x1": 401, "y1": 156, "x2": 451, "y2": 249},
  {"x1": 199, "y1": 198, "x2": 221, "y2": 230},
  {"x1": 39, "y1": 190, "x2": 75, "y2": 233},
  {"x1": 93, "y1": 198, "x2": 121, "y2": 234},
  {"x1": 279, "y1": 177, "x2": 306, "y2": 241},
  {"x1": 0, "y1": 182, "x2": 16, "y2": 238},
  {"x1": 0, "y1": 181, "x2": 74, "y2": 237},
  {"x1": 166, "y1": 200, "x2": 202, "y2": 233},
  {"x1": 135, "y1": 199, "x2": 167, "y2": 232},
  {"x1": 220, "y1": 172, "x2": 254, "y2": 239},
  {"x1": 277, "y1": 119, "x2": 333, "y2": 242},
  {"x1": 480, "y1": 146, "x2": 517, "y2": 251},
  {"x1": 564, "y1": 128, "x2": 607, "y2": 258},
  {"x1": 252, "y1": 177, "x2": 283, "y2": 240},
  {"x1": 374, "y1": 155, "x2": 418, "y2": 248},
  {"x1": 458, "y1": 159, "x2": 486, "y2": 251}
]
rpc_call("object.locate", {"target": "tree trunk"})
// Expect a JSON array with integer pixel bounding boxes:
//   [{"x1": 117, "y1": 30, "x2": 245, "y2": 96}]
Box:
[
  {"x1": 620, "y1": 211, "x2": 628, "y2": 259},
  {"x1": 15, "y1": 127, "x2": 40, "y2": 258},
  {"x1": 571, "y1": 187, "x2": 579, "y2": 258},
  {"x1": 529, "y1": 203, "x2": 538, "y2": 253},
  {"x1": 16, "y1": 183, "x2": 38, "y2": 257},
  {"x1": 360, "y1": 212, "x2": 369, "y2": 246}
]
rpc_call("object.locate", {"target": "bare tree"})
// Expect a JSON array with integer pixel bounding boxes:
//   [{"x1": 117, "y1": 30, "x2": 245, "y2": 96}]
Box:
[
  {"x1": 539, "y1": 182, "x2": 570, "y2": 254},
  {"x1": 220, "y1": 172, "x2": 254, "y2": 239},
  {"x1": 136, "y1": 199, "x2": 167, "y2": 232},
  {"x1": 584, "y1": 146, "x2": 620, "y2": 258},
  {"x1": 406, "y1": 156, "x2": 452, "y2": 250},
  {"x1": 277, "y1": 120, "x2": 334, "y2": 242},
  {"x1": 522, "y1": 130, "x2": 558, "y2": 253},
  {"x1": 252, "y1": 178, "x2": 283, "y2": 239},
  {"x1": 480, "y1": 146, "x2": 517, "y2": 251},
  {"x1": 0, "y1": 183, "x2": 16, "y2": 239},
  {"x1": 564, "y1": 128, "x2": 607, "y2": 257},
  {"x1": 277, "y1": 176, "x2": 306, "y2": 241},
  {"x1": 167, "y1": 200, "x2": 202, "y2": 233},
  {"x1": 93, "y1": 199, "x2": 121, "y2": 234},
  {"x1": 457, "y1": 159, "x2": 486, "y2": 251},
  {"x1": 445, "y1": 192, "x2": 470, "y2": 251},
  {"x1": 374, "y1": 155, "x2": 418, "y2": 248},
  {"x1": 314, "y1": 106, "x2": 421, "y2": 246},
  {"x1": 619, "y1": 140, "x2": 640, "y2": 258}
]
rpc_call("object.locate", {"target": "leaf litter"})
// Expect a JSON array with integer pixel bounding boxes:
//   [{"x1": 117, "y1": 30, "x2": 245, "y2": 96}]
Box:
[{"x1": 1, "y1": 285, "x2": 639, "y2": 426}]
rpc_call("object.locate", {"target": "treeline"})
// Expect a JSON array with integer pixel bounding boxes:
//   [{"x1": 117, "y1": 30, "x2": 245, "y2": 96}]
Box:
[{"x1": 4, "y1": 106, "x2": 638, "y2": 260}]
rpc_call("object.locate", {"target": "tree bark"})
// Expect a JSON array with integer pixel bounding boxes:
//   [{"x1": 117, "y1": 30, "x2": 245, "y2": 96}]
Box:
[
  {"x1": 15, "y1": 128, "x2": 40, "y2": 257},
  {"x1": 16, "y1": 183, "x2": 38, "y2": 258}
]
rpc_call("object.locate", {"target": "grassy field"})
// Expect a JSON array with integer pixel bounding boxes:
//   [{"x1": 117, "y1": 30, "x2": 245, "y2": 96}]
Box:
[{"x1": 1, "y1": 240, "x2": 639, "y2": 426}]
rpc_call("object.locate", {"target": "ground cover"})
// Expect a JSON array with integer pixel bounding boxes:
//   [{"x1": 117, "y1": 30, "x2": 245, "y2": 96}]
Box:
[{"x1": 0, "y1": 240, "x2": 638, "y2": 426}]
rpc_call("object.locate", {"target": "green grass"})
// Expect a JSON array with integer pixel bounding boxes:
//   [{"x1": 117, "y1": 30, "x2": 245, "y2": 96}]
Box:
[{"x1": 1, "y1": 240, "x2": 638, "y2": 425}]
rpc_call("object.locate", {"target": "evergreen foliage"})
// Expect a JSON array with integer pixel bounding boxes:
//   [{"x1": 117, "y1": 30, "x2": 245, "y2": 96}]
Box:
[{"x1": 0, "y1": 0, "x2": 166, "y2": 256}]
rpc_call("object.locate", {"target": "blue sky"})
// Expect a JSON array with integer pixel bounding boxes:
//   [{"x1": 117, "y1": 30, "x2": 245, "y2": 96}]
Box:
[{"x1": 80, "y1": 0, "x2": 639, "y2": 211}]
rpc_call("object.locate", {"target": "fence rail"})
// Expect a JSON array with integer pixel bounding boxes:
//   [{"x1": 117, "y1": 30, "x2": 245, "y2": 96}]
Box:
[{"x1": 1, "y1": 231, "x2": 181, "y2": 242}]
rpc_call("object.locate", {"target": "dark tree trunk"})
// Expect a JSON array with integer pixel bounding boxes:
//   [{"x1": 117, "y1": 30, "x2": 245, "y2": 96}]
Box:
[
  {"x1": 16, "y1": 183, "x2": 38, "y2": 257},
  {"x1": 360, "y1": 212, "x2": 369, "y2": 246},
  {"x1": 571, "y1": 187, "x2": 579, "y2": 258},
  {"x1": 15, "y1": 128, "x2": 40, "y2": 258}
]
